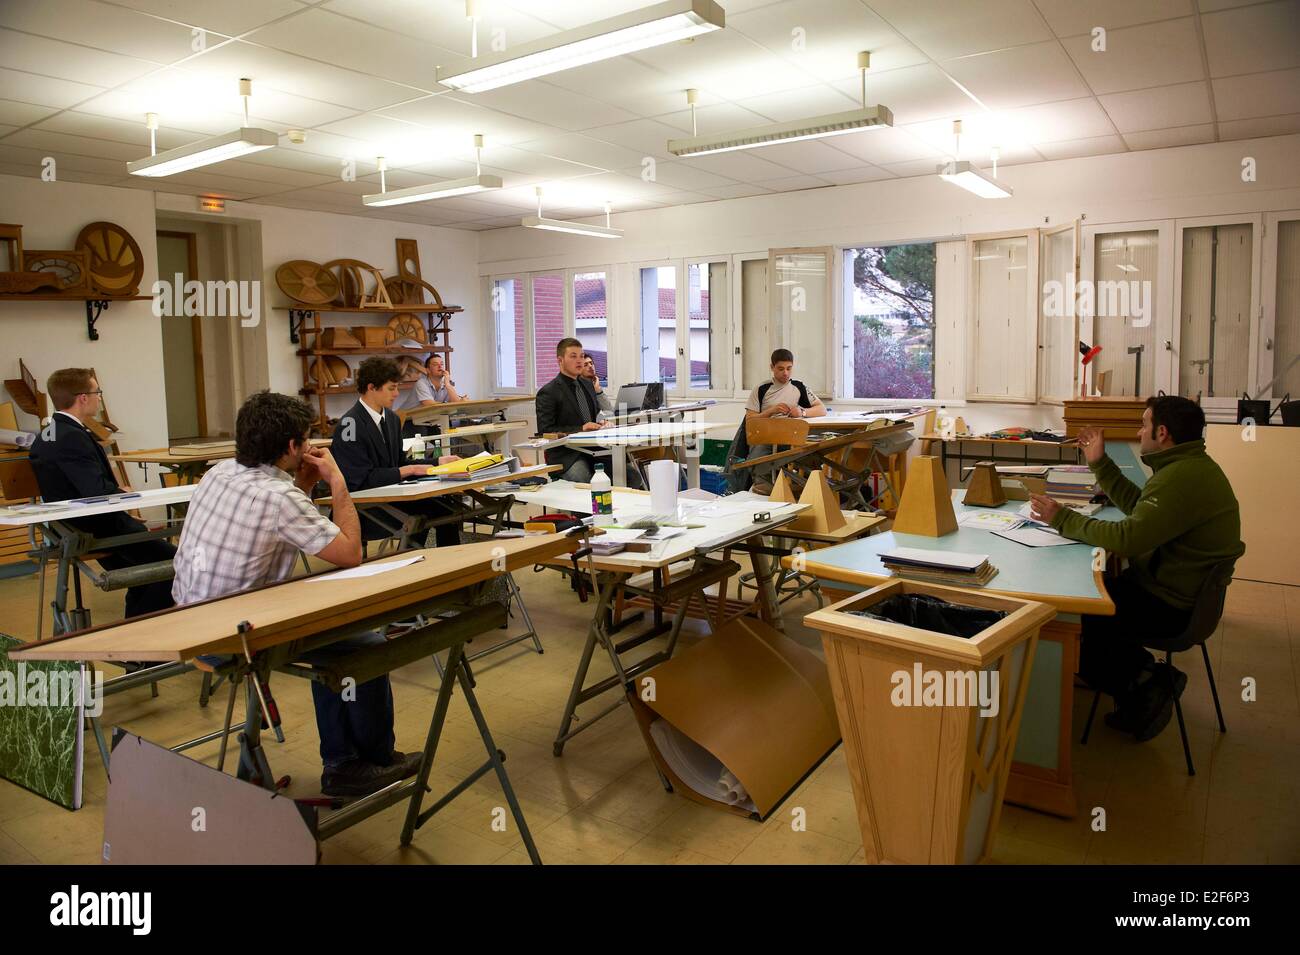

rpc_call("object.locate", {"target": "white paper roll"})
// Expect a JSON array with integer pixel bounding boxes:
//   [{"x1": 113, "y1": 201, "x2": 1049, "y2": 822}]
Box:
[
  {"x1": 0, "y1": 428, "x2": 35, "y2": 448},
  {"x1": 647, "y1": 459, "x2": 678, "y2": 515}
]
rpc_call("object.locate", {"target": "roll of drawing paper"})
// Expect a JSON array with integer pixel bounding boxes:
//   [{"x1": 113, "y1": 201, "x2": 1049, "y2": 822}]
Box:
[
  {"x1": 647, "y1": 459, "x2": 678, "y2": 515},
  {"x1": 0, "y1": 428, "x2": 35, "y2": 448}
]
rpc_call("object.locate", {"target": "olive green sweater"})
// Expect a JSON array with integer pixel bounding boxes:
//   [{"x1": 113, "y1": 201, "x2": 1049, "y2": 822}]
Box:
[{"x1": 1050, "y1": 440, "x2": 1244, "y2": 610}]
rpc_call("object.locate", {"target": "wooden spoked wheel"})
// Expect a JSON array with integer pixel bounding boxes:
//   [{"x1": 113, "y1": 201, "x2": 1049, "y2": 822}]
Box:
[
  {"x1": 395, "y1": 355, "x2": 424, "y2": 381},
  {"x1": 75, "y1": 222, "x2": 144, "y2": 295},
  {"x1": 276, "y1": 260, "x2": 339, "y2": 306},
  {"x1": 322, "y1": 259, "x2": 376, "y2": 307},
  {"x1": 24, "y1": 251, "x2": 90, "y2": 293},
  {"x1": 386, "y1": 312, "x2": 426, "y2": 344}
]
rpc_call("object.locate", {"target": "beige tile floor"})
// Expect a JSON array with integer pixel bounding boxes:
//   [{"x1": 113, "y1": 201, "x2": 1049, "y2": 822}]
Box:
[{"x1": 1, "y1": 560, "x2": 1297, "y2": 865}]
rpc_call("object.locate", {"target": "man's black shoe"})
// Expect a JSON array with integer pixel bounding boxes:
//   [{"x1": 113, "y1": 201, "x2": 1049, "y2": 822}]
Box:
[
  {"x1": 321, "y1": 759, "x2": 406, "y2": 798},
  {"x1": 1134, "y1": 664, "x2": 1188, "y2": 743}
]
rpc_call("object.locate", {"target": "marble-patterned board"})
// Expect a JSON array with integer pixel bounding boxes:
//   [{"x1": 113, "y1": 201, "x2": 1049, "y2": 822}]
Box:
[{"x1": 0, "y1": 633, "x2": 83, "y2": 810}]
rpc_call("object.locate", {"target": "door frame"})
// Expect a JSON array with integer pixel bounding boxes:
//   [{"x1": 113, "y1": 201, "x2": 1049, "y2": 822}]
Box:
[{"x1": 157, "y1": 229, "x2": 206, "y2": 436}]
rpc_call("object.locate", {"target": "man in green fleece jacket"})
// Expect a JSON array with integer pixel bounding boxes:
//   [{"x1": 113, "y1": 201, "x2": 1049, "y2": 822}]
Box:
[{"x1": 1029, "y1": 395, "x2": 1243, "y2": 741}]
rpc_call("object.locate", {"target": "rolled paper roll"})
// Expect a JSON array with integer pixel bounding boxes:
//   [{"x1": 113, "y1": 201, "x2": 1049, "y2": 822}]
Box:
[{"x1": 0, "y1": 427, "x2": 35, "y2": 448}]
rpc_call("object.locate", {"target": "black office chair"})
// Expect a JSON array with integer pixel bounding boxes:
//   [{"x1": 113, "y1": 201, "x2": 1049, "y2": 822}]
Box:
[{"x1": 1080, "y1": 558, "x2": 1233, "y2": 776}]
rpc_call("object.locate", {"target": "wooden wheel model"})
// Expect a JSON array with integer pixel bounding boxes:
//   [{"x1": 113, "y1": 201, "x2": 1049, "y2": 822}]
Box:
[
  {"x1": 276, "y1": 260, "x2": 339, "y2": 306},
  {"x1": 308, "y1": 355, "x2": 352, "y2": 388},
  {"x1": 384, "y1": 275, "x2": 446, "y2": 309},
  {"x1": 322, "y1": 259, "x2": 376, "y2": 308},
  {"x1": 75, "y1": 222, "x2": 144, "y2": 295},
  {"x1": 386, "y1": 312, "x2": 426, "y2": 344},
  {"x1": 23, "y1": 250, "x2": 91, "y2": 294}
]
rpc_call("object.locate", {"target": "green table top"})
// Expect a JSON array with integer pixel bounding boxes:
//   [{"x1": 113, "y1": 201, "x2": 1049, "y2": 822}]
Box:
[{"x1": 796, "y1": 442, "x2": 1146, "y2": 616}]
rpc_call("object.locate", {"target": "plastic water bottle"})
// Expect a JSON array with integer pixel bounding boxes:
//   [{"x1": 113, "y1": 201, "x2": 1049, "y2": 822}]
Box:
[{"x1": 590, "y1": 465, "x2": 613, "y2": 516}]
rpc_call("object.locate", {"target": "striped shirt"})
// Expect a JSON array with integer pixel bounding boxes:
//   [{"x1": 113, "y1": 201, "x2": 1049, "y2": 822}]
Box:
[{"x1": 172, "y1": 459, "x2": 340, "y2": 606}]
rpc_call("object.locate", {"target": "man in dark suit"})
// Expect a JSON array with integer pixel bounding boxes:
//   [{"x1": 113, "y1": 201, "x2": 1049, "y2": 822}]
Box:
[
  {"x1": 535, "y1": 337, "x2": 611, "y2": 482},
  {"x1": 330, "y1": 357, "x2": 461, "y2": 547},
  {"x1": 28, "y1": 368, "x2": 175, "y2": 618}
]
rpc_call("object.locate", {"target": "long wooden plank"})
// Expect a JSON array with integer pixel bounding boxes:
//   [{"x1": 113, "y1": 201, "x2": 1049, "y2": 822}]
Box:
[{"x1": 9, "y1": 534, "x2": 575, "y2": 663}]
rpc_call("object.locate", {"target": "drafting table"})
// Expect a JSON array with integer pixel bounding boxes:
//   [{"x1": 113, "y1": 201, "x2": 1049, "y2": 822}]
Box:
[
  {"x1": 404, "y1": 419, "x2": 530, "y2": 457},
  {"x1": 786, "y1": 443, "x2": 1145, "y2": 818},
  {"x1": 917, "y1": 433, "x2": 1082, "y2": 483},
  {"x1": 561, "y1": 420, "x2": 730, "y2": 488},
  {"x1": 546, "y1": 497, "x2": 812, "y2": 756},
  {"x1": 11, "y1": 534, "x2": 576, "y2": 863},
  {"x1": 402, "y1": 396, "x2": 534, "y2": 443},
  {"x1": 112, "y1": 438, "x2": 332, "y2": 485}
]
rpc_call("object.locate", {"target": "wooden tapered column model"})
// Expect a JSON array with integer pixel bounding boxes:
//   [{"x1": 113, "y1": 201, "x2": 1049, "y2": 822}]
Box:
[
  {"x1": 964, "y1": 462, "x2": 1007, "y2": 507},
  {"x1": 891, "y1": 455, "x2": 957, "y2": 536},
  {"x1": 789, "y1": 469, "x2": 846, "y2": 535},
  {"x1": 805, "y1": 581, "x2": 1055, "y2": 863}
]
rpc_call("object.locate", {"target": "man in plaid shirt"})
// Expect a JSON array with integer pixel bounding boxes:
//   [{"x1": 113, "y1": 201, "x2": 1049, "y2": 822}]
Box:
[{"x1": 173, "y1": 391, "x2": 421, "y2": 797}]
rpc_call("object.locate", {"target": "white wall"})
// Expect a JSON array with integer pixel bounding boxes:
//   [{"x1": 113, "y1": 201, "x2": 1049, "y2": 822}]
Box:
[
  {"x1": 477, "y1": 133, "x2": 1300, "y2": 435},
  {"x1": 1, "y1": 175, "x2": 481, "y2": 488}
]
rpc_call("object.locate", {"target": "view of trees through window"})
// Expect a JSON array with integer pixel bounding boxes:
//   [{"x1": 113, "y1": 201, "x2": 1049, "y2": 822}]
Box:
[{"x1": 848, "y1": 244, "x2": 936, "y2": 399}]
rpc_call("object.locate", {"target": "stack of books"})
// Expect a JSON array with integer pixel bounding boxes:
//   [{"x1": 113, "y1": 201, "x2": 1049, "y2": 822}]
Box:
[
  {"x1": 880, "y1": 548, "x2": 999, "y2": 587},
  {"x1": 1045, "y1": 465, "x2": 1102, "y2": 505},
  {"x1": 168, "y1": 439, "x2": 236, "y2": 457}
]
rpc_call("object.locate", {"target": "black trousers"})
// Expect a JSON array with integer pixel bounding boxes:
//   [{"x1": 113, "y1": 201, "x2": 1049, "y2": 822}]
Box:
[
  {"x1": 91, "y1": 517, "x2": 177, "y2": 619},
  {"x1": 1080, "y1": 568, "x2": 1191, "y2": 698}
]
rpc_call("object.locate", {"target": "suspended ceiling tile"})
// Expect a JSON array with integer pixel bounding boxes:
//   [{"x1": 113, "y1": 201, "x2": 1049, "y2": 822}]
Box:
[
  {"x1": 827, "y1": 63, "x2": 978, "y2": 126},
  {"x1": 748, "y1": 138, "x2": 871, "y2": 175},
  {"x1": 0, "y1": 0, "x2": 229, "y2": 64},
  {"x1": 1062, "y1": 17, "x2": 1205, "y2": 94},
  {"x1": 0, "y1": 68, "x2": 105, "y2": 110},
  {"x1": 862, "y1": 0, "x2": 1054, "y2": 60},
  {"x1": 441, "y1": 83, "x2": 639, "y2": 132},
  {"x1": 673, "y1": 148, "x2": 800, "y2": 183},
  {"x1": 108, "y1": 0, "x2": 311, "y2": 38},
  {"x1": 696, "y1": 182, "x2": 778, "y2": 199},
  {"x1": 942, "y1": 42, "x2": 1091, "y2": 110},
  {"x1": 1201, "y1": 0, "x2": 1300, "y2": 77},
  {"x1": 825, "y1": 126, "x2": 944, "y2": 165},
  {"x1": 1099, "y1": 82, "x2": 1214, "y2": 133},
  {"x1": 376, "y1": 94, "x2": 555, "y2": 146},
  {"x1": 1034, "y1": 134, "x2": 1128, "y2": 159},
  {"x1": 612, "y1": 160, "x2": 736, "y2": 192},
  {"x1": 1212, "y1": 68, "x2": 1300, "y2": 120},
  {"x1": 1122, "y1": 124, "x2": 1216, "y2": 149},
  {"x1": 732, "y1": 85, "x2": 862, "y2": 124},
  {"x1": 816, "y1": 165, "x2": 898, "y2": 185},
  {"x1": 1217, "y1": 112, "x2": 1300, "y2": 139},
  {"x1": 0, "y1": 29, "x2": 164, "y2": 88},
  {"x1": 999, "y1": 96, "x2": 1118, "y2": 142},
  {"x1": 512, "y1": 133, "x2": 648, "y2": 173},
  {"x1": 0, "y1": 99, "x2": 58, "y2": 127},
  {"x1": 581, "y1": 117, "x2": 697, "y2": 161},
  {"x1": 1033, "y1": 0, "x2": 1193, "y2": 37},
  {"x1": 753, "y1": 174, "x2": 831, "y2": 192}
]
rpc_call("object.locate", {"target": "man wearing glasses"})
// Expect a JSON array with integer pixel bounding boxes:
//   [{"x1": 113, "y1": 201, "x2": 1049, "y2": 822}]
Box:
[{"x1": 29, "y1": 368, "x2": 176, "y2": 618}]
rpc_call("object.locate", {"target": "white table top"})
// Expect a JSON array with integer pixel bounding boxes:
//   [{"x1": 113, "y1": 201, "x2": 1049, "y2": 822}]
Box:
[
  {"x1": 0, "y1": 484, "x2": 197, "y2": 526},
  {"x1": 564, "y1": 420, "x2": 728, "y2": 447},
  {"x1": 344, "y1": 463, "x2": 556, "y2": 504},
  {"x1": 498, "y1": 480, "x2": 807, "y2": 570}
]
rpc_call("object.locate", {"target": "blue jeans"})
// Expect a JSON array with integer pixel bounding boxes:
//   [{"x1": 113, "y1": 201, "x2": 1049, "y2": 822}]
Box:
[{"x1": 302, "y1": 631, "x2": 396, "y2": 769}]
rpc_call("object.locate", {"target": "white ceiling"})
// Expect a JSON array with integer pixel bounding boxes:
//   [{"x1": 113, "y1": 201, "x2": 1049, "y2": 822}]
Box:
[{"x1": 1, "y1": 0, "x2": 1297, "y2": 230}]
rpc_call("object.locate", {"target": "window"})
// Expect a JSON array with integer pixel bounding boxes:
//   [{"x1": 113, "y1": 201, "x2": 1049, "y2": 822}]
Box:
[
  {"x1": 1039, "y1": 224, "x2": 1078, "y2": 402},
  {"x1": 532, "y1": 272, "x2": 565, "y2": 380},
  {"x1": 1177, "y1": 220, "x2": 1256, "y2": 403},
  {"x1": 491, "y1": 277, "x2": 525, "y2": 391},
  {"x1": 686, "y1": 260, "x2": 729, "y2": 391},
  {"x1": 573, "y1": 270, "x2": 607, "y2": 387},
  {"x1": 639, "y1": 266, "x2": 677, "y2": 386},
  {"x1": 968, "y1": 233, "x2": 1038, "y2": 401},
  {"x1": 770, "y1": 248, "x2": 832, "y2": 394},
  {"x1": 740, "y1": 257, "x2": 771, "y2": 391},
  {"x1": 1091, "y1": 230, "x2": 1158, "y2": 396},
  {"x1": 843, "y1": 244, "x2": 936, "y2": 399},
  {"x1": 1264, "y1": 214, "x2": 1300, "y2": 399}
]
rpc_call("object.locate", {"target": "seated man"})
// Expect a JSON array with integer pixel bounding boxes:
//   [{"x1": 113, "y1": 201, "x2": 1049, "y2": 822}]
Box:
[
  {"x1": 331, "y1": 357, "x2": 460, "y2": 548},
  {"x1": 727, "y1": 348, "x2": 826, "y2": 493},
  {"x1": 29, "y1": 368, "x2": 175, "y2": 619},
  {"x1": 1030, "y1": 395, "x2": 1244, "y2": 742},
  {"x1": 412, "y1": 353, "x2": 461, "y2": 407},
  {"x1": 172, "y1": 390, "x2": 420, "y2": 797},
  {"x1": 535, "y1": 337, "x2": 610, "y2": 482},
  {"x1": 581, "y1": 353, "x2": 613, "y2": 414}
]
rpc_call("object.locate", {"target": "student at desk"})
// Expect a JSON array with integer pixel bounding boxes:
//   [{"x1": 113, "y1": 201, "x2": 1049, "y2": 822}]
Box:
[
  {"x1": 332, "y1": 357, "x2": 462, "y2": 548},
  {"x1": 172, "y1": 391, "x2": 422, "y2": 797},
  {"x1": 727, "y1": 348, "x2": 826, "y2": 493},
  {"x1": 535, "y1": 337, "x2": 611, "y2": 482},
  {"x1": 1030, "y1": 396, "x2": 1244, "y2": 742},
  {"x1": 411, "y1": 353, "x2": 461, "y2": 406},
  {"x1": 29, "y1": 368, "x2": 175, "y2": 619},
  {"x1": 582, "y1": 353, "x2": 612, "y2": 413}
]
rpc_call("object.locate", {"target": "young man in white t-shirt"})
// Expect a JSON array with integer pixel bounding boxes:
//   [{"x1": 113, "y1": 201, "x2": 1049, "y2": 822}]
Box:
[{"x1": 731, "y1": 349, "x2": 826, "y2": 492}]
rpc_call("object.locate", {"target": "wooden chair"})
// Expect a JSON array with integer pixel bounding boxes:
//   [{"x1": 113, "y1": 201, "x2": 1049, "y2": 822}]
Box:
[{"x1": 744, "y1": 415, "x2": 810, "y2": 449}]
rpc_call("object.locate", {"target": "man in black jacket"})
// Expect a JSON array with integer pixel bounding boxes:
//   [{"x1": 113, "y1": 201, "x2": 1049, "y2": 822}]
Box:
[
  {"x1": 28, "y1": 368, "x2": 175, "y2": 618},
  {"x1": 535, "y1": 337, "x2": 610, "y2": 482},
  {"x1": 330, "y1": 357, "x2": 461, "y2": 547}
]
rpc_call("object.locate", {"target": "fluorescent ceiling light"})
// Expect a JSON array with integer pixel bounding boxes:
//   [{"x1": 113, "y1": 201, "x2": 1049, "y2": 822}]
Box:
[
  {"x1": 128, "y1": 127, "x2": 277, "y2": 177},
  {"x1": 438, "y1": 0, "x2": 724, "y2": 93},
  {"x1": 363, "y1": 174, "x2": 503, "y2": 206},
  {"x1": 937, "y1": 159, "x2": 1012, "y2": 199},
  {"x1": 521, "y1": 216, "x2": 622, "y2": 239},
  {"x1": 668, "y1": 106, "x2": 891, "y2": 157}
]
